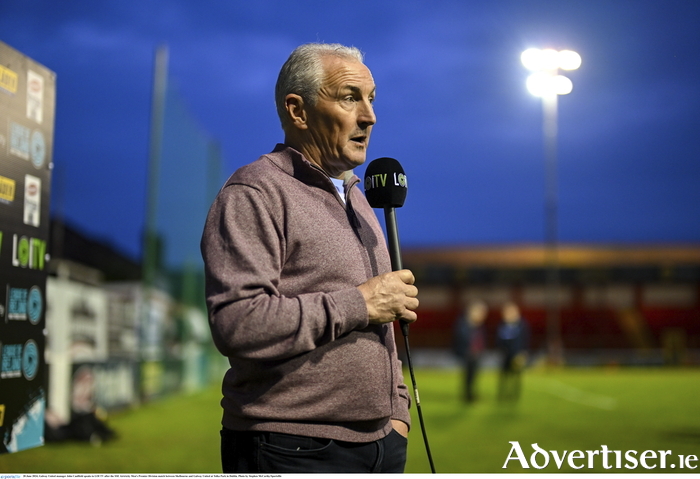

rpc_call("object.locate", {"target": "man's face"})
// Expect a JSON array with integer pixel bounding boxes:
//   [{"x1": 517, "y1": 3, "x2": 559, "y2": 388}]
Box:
[
  {"x1": 469, "y1": 304, "x2": 487, "y2": 325},
  {"x1": 303, "y1": 56, "x2": 376, "y2": 178},
  {"x1": 503, "y1": 304, "x2": 520, "y2": 323}
]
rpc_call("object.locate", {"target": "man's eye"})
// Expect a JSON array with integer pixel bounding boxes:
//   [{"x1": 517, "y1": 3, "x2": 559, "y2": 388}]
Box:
[{"x1": 344, "y1": 96, "x2": 356, "y2": 102}]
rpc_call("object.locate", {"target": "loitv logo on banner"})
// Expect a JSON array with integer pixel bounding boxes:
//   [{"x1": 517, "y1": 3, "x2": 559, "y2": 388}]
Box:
[{"x1": 11, "y1": 234, "x2": 47, "y2": 270}]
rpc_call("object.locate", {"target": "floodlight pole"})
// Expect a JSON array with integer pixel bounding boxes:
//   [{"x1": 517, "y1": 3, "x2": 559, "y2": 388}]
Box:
[
  {"x1": 144, "y1": 44, "x2": 168, "y2": 289},
  {"x1": 542, "y1": 92, "x2": 563, "y2": 366},
  {"x1": 522, "y1": 47, "x2": 580, "y2": 367}
]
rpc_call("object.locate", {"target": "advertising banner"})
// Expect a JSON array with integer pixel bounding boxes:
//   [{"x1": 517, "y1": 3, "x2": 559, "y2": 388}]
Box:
[{"x1": 0, "y1": 41, "x2": 55, "y2": 454}]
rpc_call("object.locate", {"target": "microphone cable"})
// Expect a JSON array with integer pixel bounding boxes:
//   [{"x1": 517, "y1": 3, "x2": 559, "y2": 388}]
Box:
[{"x1": 400, "y1": 316, "x2": 436, "y2": 474}]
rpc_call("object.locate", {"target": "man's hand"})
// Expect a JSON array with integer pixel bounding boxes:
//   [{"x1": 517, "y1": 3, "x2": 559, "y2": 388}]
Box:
[
  {"x1": 357, "y1": 270, "x2": 419, "y2": 325},
  {"x1": 391, "y1": 419, "x2": 409, "y2": 438}
]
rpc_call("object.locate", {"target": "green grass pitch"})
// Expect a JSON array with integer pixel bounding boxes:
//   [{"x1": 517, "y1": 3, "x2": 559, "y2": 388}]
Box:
[{"x1": 1, "y1": 366, "x2": 699, "y2": 473}]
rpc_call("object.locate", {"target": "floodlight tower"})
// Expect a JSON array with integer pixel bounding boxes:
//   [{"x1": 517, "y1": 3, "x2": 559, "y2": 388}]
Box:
[{"x1": 521, "y1": 48, "x2": 581, "y2": 365}]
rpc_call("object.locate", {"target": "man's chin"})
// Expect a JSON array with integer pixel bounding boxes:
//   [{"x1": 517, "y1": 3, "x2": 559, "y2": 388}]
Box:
[
  {"x1": 345, "y1": 151, "x2": 368, "y2": 168},
  {"x1": 328, "y1": 150, "x2": 367, "y2": 175}
]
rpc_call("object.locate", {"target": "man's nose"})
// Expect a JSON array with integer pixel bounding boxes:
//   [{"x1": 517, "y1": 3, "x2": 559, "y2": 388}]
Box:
[{"x1": 357, "y1": 99, "x2": 376, "y2": 126}]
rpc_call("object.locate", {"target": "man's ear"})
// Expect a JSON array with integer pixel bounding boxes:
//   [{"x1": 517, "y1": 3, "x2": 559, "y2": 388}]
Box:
[{"x1": 285, "y1": 94, "x2": 308, "y2": 130}]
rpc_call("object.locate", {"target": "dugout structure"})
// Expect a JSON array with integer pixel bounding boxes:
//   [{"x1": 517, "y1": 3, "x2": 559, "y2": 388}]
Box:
[{"x1": 402, "y1": 245, "x2": 700, "y2": 365}]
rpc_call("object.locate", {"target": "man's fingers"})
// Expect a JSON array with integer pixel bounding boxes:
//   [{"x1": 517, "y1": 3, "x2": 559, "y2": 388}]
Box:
[
  {"x1": 406, "y1": 284, "x2": 418, "y2": 298},
  {"x1": 396, "y1": 269, "x2": 415, "y2": 285},
  {"x1": 400, "y1": 309, "x2": 418, "y2": 323},
  {"x1": 396, "y1": 297, "x2": 419, "y2": 323}
]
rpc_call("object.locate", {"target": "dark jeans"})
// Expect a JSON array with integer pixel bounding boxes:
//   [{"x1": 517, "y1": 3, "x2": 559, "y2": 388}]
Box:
[
  {"x1": 462, "y1": 355, "x2": 481, "y2": 402},
  {"x1": 498, "y1": 355, "x2": 523, "y2": 401},
  {"x1": 221, "y1": 427, "x2": 408, "y2": 473}
]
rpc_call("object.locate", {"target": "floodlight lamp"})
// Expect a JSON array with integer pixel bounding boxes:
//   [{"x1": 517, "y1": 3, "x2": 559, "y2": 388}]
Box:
[
  {"x1": 521, "y1": 48, "x2": 543, "y2": 71},
  {"x1": 552, "y1": 75, "x2": 573, "y2": 94},
  {"x1": 526, "y1": 72, "x2": 550, "y2": 96},
  {"x1": 526, "y1": 72, "x2": 573, "y2": 97},
  {"x1": 521, "y1": 48, "x2": 559, "y2": 71},
  {"x1": 540, "y1": 49, "x2": 560, "y2": 71},
  {"x1": 522, "y1": 48, "x2": 582, "y2": 72},
  {"x1": 558, "y1": 50, "x2": 581, "y2": 70}
]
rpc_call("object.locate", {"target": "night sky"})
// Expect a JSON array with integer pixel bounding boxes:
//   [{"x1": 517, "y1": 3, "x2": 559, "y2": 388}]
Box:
[{"x1": 1, "y1": 0, "x2": 699, "y2": 261}]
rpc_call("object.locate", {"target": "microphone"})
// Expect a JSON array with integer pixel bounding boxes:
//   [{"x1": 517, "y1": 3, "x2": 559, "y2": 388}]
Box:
[{"x1": 364, "y1": 157, "x2": 409, "y2": 336}]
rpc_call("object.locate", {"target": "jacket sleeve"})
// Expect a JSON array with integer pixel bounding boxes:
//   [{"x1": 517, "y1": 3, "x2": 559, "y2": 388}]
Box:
[{"x1": 201, "y1": 183, "x2": 370, "y2": 361}]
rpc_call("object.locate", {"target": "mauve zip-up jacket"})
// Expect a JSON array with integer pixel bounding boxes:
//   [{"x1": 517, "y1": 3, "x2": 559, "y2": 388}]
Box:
[{"x1": 201, "y1": 144, "x2": 411, "y2": 442}]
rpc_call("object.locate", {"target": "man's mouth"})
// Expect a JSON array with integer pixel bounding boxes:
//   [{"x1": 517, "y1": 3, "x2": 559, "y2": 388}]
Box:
[{"x1": 350, "y1": 135, "x2": 367, "y2": 146}]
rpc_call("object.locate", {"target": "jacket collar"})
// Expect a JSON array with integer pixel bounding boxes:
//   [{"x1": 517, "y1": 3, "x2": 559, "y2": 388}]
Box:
[{"x1": 269, "y1": 143, "x2": 361, "y2": 196}]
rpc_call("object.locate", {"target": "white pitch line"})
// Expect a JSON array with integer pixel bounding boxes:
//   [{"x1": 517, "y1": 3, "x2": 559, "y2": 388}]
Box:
[{"x1": 532, "y1": 379, "x2": 618, "y2": 410}]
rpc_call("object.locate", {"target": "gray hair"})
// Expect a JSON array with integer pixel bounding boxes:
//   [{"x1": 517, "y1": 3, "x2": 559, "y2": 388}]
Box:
[{"x1": 275, "y1": 43, "x2": 364, "y2": 130}]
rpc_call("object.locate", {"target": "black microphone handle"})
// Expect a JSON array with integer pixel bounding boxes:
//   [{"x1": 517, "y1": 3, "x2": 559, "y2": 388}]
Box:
[
  {"x1": 383, "y1": 206, "x2": 410, "y2": 338},
  {"x1": 383, "y1": 207, "x2": 402, "y2": 270}
]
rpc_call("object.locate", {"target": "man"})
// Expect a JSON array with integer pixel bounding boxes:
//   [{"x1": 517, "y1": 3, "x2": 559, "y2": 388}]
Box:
[
  {"x1": 452, "y1": 300, "x2": 487, "y2": 403},
  {"x1": 496, "y1": 302, "x2": 530, "y2": 402},
  {"x1": 201, "y1": 43, "x2": 419, "y2": 473}
]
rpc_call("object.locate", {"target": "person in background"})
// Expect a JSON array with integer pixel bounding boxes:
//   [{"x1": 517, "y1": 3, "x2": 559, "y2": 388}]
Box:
[
  {"x1": 452, "y1": 300, "x2": 487, "y2": 403},
  {"x1": 201, "y1": 42, "x2": 419, "y2": 473},
  {"x1": 496, "y1": 302, "x2": 530, "y2": 402}
]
